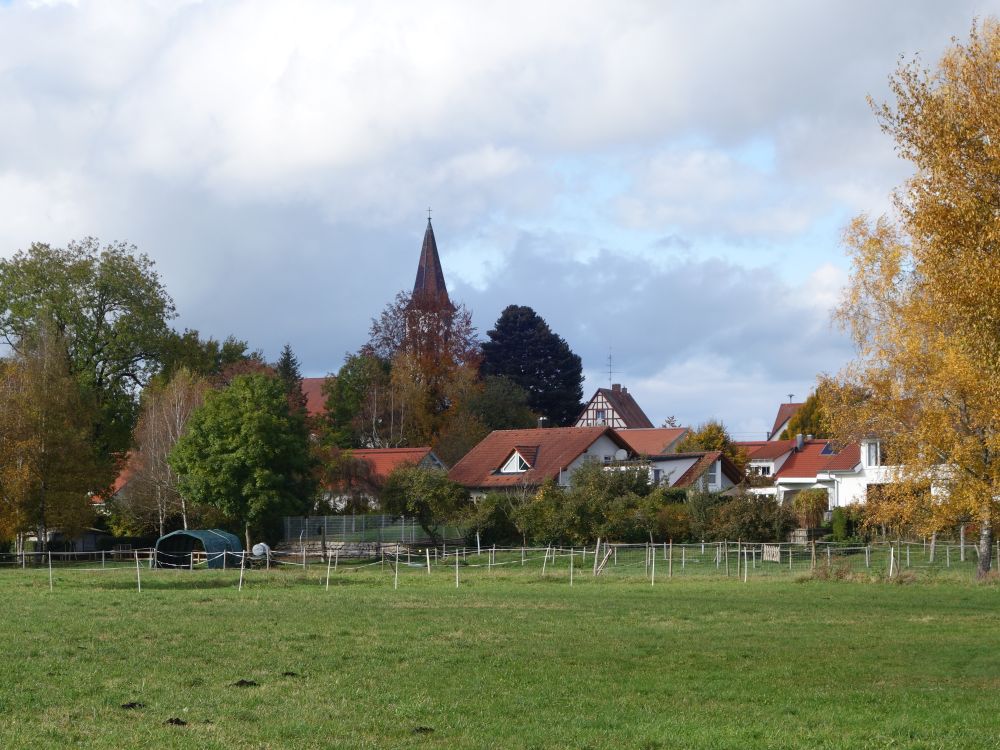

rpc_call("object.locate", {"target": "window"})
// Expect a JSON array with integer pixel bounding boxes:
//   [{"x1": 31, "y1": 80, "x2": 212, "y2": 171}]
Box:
[
  {"x1": 707, "y1": 461, "x2": 720, "y2": 487},
  {"x1": 499, "y1": 452, "x2": 529, "y2": 474},
  {"x1": 652, "y1": 469, "x2": 662, "y2": 485},
  {"x1": 866, "y1": 441, "x2": 882, "y2": 467},
  {"x1": 751, "y1": 464, "x2": 771, "y2": 477}
]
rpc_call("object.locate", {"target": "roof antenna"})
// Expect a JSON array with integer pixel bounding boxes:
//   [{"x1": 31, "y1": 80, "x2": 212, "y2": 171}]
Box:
[
  {"x1": 608, "y1": 348, "x2": 619, "y2": 388},
  {"x1": 788, "y1": 393, "x2": 795, "y2": 403}
]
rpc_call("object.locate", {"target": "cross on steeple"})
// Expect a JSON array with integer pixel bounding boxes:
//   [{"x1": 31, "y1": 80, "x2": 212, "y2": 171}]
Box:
[{"x1": 427, "y1": 206, "x2": 433, "y2": 221}]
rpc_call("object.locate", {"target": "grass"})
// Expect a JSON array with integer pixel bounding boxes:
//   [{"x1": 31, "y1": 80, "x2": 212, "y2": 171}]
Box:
[{"x1": 0, "y1": 559, "x2": 998, "y2": 749}]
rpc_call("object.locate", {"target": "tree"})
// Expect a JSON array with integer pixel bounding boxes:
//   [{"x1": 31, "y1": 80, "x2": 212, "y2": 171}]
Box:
[
  {"x1": 480, "y1": 305, "x2": 583, "y2": 426},
  {"x1": 114, "y1": 368, "x2": 209, "y2": 536},
  {"x1": 158, "y1": 330, "x2": 252, "y2": 382},
  {"x1": 779, "y1": 392, "x2": 830, "y2": 439},
  {"x1": 826, "y1": 19, "x2": 1000, "y2": 578},
  {"x1": 380, "y1": 466, "x2": 469, "y2": 544},
  {"x1": 323, "y1": 353, "x2": 405, "y2": 448},
  {"x1": 0, "y1": 239, "x2": 176, "y2": 458},
  {"x1": 274, "y1": 343, "x2": 307, "y2": 414},
  {"x1": 169, "y1": 374, "x2": 314, "y2": 546},
  {"x1": 675, "y1": 420, "x2": 747, "y2": 472},
  {"x1": 0, "y1": 326, "x2": 105, "y2": 551}
]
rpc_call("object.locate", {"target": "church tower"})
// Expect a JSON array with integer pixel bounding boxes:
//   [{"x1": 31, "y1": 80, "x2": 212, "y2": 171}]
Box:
[{"x1": 411, "y1": 217, "x2": 454, "y2": 311}]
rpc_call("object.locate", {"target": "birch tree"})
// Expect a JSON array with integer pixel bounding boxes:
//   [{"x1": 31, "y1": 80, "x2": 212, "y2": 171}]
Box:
[{"x1": 827, "y1": 19, "x2": 1000, "y2": 578}]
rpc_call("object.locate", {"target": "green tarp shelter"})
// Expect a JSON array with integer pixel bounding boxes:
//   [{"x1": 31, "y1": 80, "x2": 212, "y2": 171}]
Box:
[{"x1": 154, "y1": 529, "x2": 243, "y2": 569}]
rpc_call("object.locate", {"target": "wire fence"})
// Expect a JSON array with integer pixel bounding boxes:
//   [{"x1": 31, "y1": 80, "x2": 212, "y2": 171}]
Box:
[
  {"x1": 283, "y1": 514, "x2": 466, "y2": 545},
  {"x1": 2, "y1": 538, "x2": 997, "y2": 591}
]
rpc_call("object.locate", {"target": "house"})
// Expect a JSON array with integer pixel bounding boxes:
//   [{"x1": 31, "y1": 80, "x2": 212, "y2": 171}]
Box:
[
  {"x1": 301, "y1": 377, "x2": 329, "y2": 418},
  {"x1": 743, "y1": 434, "x2": 896, "y2": 509},
  {"x1": 575, "y1": 383, "x2": 654, "y2": 429},
  {"x1": 768, "y1": 401, "x2": 803, "y2": 440},
  {"x1": 642, "y1": 451, "x2": 744, "y2": 493},
  {"x1": 322, "y1": 447, "x2": 445, "y2": 510},
  {"x1": 447, "y1": 426, "x2": 633, "y2": 498}
]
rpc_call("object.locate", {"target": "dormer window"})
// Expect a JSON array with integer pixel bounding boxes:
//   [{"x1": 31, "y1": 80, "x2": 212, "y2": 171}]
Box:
[{"x1": 498, "y1": 446, "x2": 537, "y2": 474}]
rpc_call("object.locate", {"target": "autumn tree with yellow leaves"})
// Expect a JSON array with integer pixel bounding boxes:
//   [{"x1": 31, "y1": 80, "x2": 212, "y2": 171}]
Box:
[{"x1": 826, "y1": 20, "x2": 1000, "y2": 578}]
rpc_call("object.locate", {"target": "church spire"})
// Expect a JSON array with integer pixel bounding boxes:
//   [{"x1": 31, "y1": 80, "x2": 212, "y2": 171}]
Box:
[{"x1": 412, "y1": 215, "x2": 453, "y2": 310}]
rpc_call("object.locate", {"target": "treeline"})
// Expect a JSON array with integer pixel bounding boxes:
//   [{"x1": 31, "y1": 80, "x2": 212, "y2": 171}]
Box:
[{"x1": 0, "y1": 239, "x2": 588, "y2": 550}]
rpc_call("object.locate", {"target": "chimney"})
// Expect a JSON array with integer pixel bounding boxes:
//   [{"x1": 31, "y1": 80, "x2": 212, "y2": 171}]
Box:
[
  {"x1": 795, "y1": 433, "x2": 804, "y2": 452},
  {"x1": 537, "y1": 417, "x2": 549, "y2": 429},
  {"x1": 622, "y1": 387, "x2": 628, "y2": 394},
  {"x1": 806, "y1": 434, "x2": 814, "y2": 441},
  {"x1": 611, "y1": 383, "x2": 621, "y2": 392}
]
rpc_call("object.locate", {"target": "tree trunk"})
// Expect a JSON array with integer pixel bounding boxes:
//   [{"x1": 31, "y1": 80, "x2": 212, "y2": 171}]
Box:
[
  {"x1": 976, "y1": 517, "x2": 992, "y2": 580},
  {"x1": 928, "y1": 531, "x2": 937, "y2": 563},
  {"x1": 245, "y1": 523, "x2": 251, "y2": 554}
]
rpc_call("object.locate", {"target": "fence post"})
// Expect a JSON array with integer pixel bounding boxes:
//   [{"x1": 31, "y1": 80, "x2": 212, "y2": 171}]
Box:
[
  {"x1": 651, "y1": 546, "x2": 655, "y2": 586},
  {"x1": 134, "y1": 549, "x2": 141, "y2": 592},
  {"x1": 101, "y1": 550, "x2": 105, "y2": 570},
  {"x1": 570, "y1": 551, "x2": 574, "y2": 587},
  {"x1": 393, "y1": 548, "x2": 399, "y2": 590},
  {"x1": 811, "y1": 541, "x2": 816, "y2": 570},
  {"x1": 725, "y1": 541, "x2": 730, "y2": 576},
  {"x1": 865, "y1": 545, "x2": 870, "y2": 569},
  {"x1": 682, "y1": 545, "x2": 685, "y2": 571},
  {"x1": 48, "y1": 550, "x2": 53, "y2": 591},
  {"x1": 826, "y1": 547, "x2": 831, "y2": 568},
  {"x1": 668, "y1": 540, "x2": 673, "y2": 578},
  {"x1": 743, "y1": 549, "x2": 748, "y2": 583},
  {"x1": 325, "y1": 553, "x2": 332, "y2": 591},
  {"x1": 789, "y1": 544, "x2": 793, "y2": 571},
  {"x1": 426, "y1": 548, "x2": 431, "y2": 575},
  {"x1": 946, "y1": 545, "x2": 951, "y2": 567},
  {"x1": 593, "y1": 538, "x2": 601, "y2": 576},
  {"x1": 455, "y1": 552, "x2": 459, "y2": 588},
  {"x1": 239, "y1": 552, "x2": 245, "y2": 591},
  {"x1": 906, "y1": 544, "x2": 910, "y2": 568}
]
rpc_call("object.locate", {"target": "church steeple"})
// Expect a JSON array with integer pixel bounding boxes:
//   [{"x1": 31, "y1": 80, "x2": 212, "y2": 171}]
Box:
[{"x1": 412, "y1": 216, "x2": 453, "y2": 310}]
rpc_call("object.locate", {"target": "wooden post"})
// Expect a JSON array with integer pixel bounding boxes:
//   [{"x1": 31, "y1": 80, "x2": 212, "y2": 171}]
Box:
[
  {"x1": 960, "y1": 524, "x2": 966, "y2": 562},
  {"x1": 888, "y1": 544, "x2": 895, "y2": 577},
  {"x1": 593, "y1": 538, "x2": 601, "y2": 576},
  {"x1": 663, "y1": 541, "x2": 667, "y2": 561},
  {"x1": 682, "y1": 545, "x2": 686, "y2": 571},
  {"x1": 906, "y1": 544, "x2": 910, "y2": 568},
  {"x1": 48, "y1": 550, "x2": 53, "y2": 592},
  {"x1": 134, "y1": 549, "x2": 141, "y2": 593},
  {"x1": 325, "y1": 553, "x2": 332, "y2": 591},
  {"x1": 811, "y1": 541, "x2": 816, "y2": 570},
  {"x1": 334, "y1": 549, "x2": 339, "y2": 572},
  {"x1": 668, "y1": 540, "x2": 673, "y2": 578},
  {"x1": 651, "y1": 546, "x2": 655, "y2": 586},
  {"x1": 737, "y1": 541, "x2": 741, "y2": 578},
  {"x1": 239, "y1": 552, "x2": 245, "y2": 591},
  {"x1": 725, "y1": 541, "x2": 730, "y2": 576},
  {"x1": 789, "y1": 544, "x2": 793, "y2": 571},
  {"x1": 476, "y1": 531, "x2": 481, "y2": 556},
  {"x1": 521, "y1": 547, "x2": 525, "y2": 566},
  {"x1": 542, "y1": 544, "x2": 550, "y2": 577},
  {"x1": 570, "y1": 550, "x2": 574, "y2": 587},
  {"x1": 946, "y1": 544, "x2": 951, "y2": 567},
  {"x1": 743, "y1": 549, "x2": 748, "y2": 583},
  {"x1": 865, "y1": 545, "x2": 870, "y2": 568},
  {"x1": 101, "y1": 550, "x2": 105, "y2": 570},
  {"x1": 393, "y1": 549, "x2": 399, "y2": 590},
  {"x1": 426, "y1": 548, "x2": 431, "y2": 574},
  {"x1": 929, "y1": 532, "x2": 937, "y2": 563},
  {"x1": 455, "y1": 551, "x2": 459, "y2": 588},
  {"x1": 826, "y1": 547, "x2": 831, "y2": 568}
]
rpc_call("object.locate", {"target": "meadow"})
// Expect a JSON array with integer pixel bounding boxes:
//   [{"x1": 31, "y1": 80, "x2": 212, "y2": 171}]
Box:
[{"x1": 1, "y1": 557, "x2": 998, "y2": 749}]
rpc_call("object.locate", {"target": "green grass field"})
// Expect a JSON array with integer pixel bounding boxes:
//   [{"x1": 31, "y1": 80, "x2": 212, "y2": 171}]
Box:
[{"x1": 1, "y1": 561, "x2": 998, "y2": 749}]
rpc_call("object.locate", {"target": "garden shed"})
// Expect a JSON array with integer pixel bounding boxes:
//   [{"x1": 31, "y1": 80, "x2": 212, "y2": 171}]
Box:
[{"x1": 154, "y1": 529, "x2": 243, "y2": 569}]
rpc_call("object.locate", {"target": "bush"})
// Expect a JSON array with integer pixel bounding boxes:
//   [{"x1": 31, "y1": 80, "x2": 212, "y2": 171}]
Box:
[
  {"x1": 709, "y1": 494, "x2": 797, "y2": 542},
  {"x1": 793, "y1": 489, "x2": 829, "y2": 528},
  {"x1": 657, "y1": 504, "x2": 691, "y2": 542}
]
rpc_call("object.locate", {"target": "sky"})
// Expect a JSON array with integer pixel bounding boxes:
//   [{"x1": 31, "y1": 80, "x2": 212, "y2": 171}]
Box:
[{"x1": 1, "y1": 0, "x2": 998, "y2": 439}]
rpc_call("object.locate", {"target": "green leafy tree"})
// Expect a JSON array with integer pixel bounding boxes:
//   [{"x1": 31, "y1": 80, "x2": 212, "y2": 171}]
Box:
[
  {"x1": 158, "y1": 330, "x2": 252, "y2": 382},
  {"x1": 480, "y1": 305, "x2": 583, "y2": 426},
  {"x1": 779, "y1": 392, "x2": 830, "y2": 439},
  {"x1": 0, "y1": 325, "x2": 105, "y2": 550},
  {"x1": 709, "y1": 494, "x2": 796, "y2": 542},
  {"x1": 169, "y1": 374, "x2": 314, "y2": 546},
  {"x1": 675, "y1": 420, "x2": 747, "y2": 471},
  {"x1": 0, "y1": 239, "x2": 176, "y2": 457},
  {"x1": 322, "y1": 353, "x2": 402, "y2": 448},
  {"x1": 380, "y1": 466, "x2": 469, "y2": 544}
]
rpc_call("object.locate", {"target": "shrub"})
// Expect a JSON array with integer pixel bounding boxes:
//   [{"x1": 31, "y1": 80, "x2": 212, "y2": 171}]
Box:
[
  {"x1": 656, "y1": 503, "x2": 691, "y2": 542},
  {"x1": 792, "y1": 489, "x2": 829, "y2": 528},
  {"x1": 709, "y1": 493, "x2": 797, "y2": 542}
]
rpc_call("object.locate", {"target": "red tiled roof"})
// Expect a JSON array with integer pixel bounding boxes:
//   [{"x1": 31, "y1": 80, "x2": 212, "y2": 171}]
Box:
[
  {"x1": 738, "y1": 439, "x2": 797, "y2": 460},
  {"x1": 668, "y1": 451, "x2": 744, "y2": 488},
  {"x1": 617, "y1": 428, "x2": 688, "y2": 456},
  {"x1": 448, "y1": 427, "x2": 629, "y2": 489},
  {"x1": 770, "y1": 402, "x2": 803, "y2": 438},
  {"x1": 351, "y1": 448, "x2": 439, "y2": 483},
  {"x1": 773, "y1": 440, "x2": 832, "y2": 478},
  {"x1": 512, "y1": 445, "x2": 539, "y2": 467},
  {"x1": 824, "y1": 443, "x2": 861, "y2": 472},
  {"x1": 301, "y1": 377, "x2": 330, "y2": 417}
]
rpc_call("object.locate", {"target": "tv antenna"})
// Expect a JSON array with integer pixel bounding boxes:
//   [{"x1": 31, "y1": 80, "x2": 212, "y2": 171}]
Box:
[
  {"x1": 788, "y1": 393, "x2": 795, "y2": 403},
  {"x1": 607, "y1": 349, "x2": 619, "y2": 387}
]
